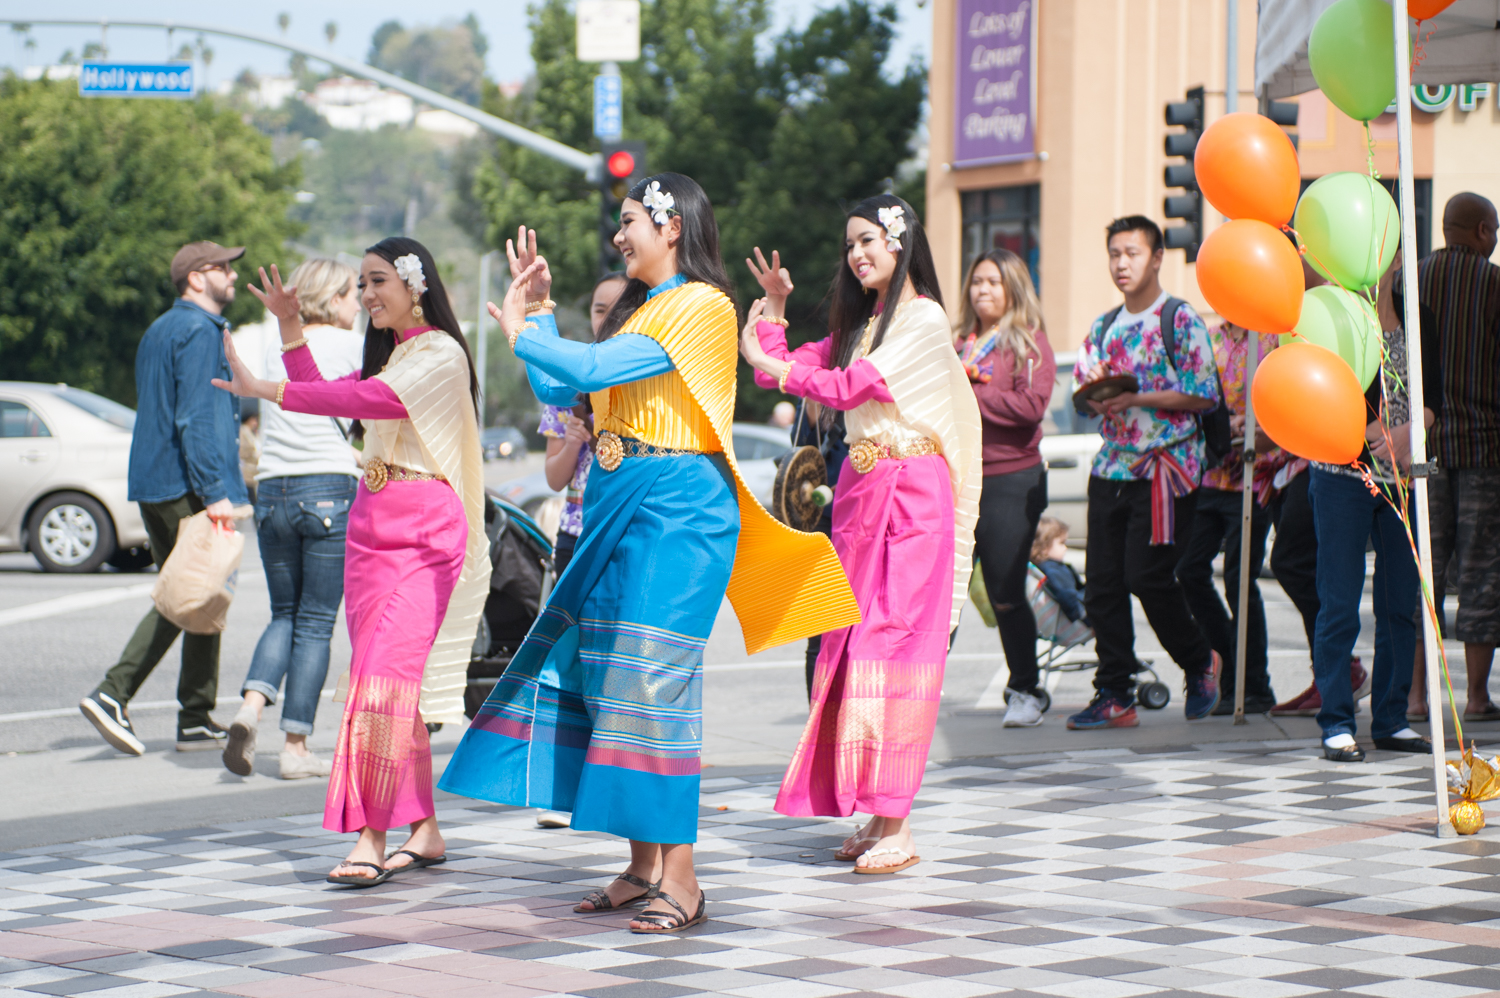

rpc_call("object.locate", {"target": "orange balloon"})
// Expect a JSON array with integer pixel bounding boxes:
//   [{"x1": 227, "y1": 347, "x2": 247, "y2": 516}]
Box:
[
  {"x1": 1252, "y1": 342, "x2": 1367, "y2": 464},
  {"x1": 1409, "y1": 0, "x2": 1455, "y2": 18},
  {"x1": 1195, "y1": 219, "x2": 1304, "y2": 333},
  {"x1": 1195, "y1": 112, "x2": 1300, "y2": 226}
]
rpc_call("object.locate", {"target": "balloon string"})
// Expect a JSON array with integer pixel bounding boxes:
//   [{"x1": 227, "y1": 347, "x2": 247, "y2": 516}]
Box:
[
  {"x1": 1412, "y1": 21, "x2": 1432, "y2": 73},
  {"x1": 1365, "y1": 120, "x2": 1381, "y2": 181}
]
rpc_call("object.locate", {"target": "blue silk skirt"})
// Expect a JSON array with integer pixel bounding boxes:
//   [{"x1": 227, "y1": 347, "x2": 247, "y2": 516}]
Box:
[{"x1": 437, "y1": 452, "x2": 739, "y2": 844}]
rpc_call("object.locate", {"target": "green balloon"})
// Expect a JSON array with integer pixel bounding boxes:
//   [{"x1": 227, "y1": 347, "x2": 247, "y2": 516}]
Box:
[
  {"x1": 1294, "y1": 172, "x2": 1400, "y2": 291},
  {"x1": 1308, "y1": 0, "x2": 1396, "y2": 121},
  {"x1": 1282, "y1": 285, "x2": 1382, "y2": 390}
]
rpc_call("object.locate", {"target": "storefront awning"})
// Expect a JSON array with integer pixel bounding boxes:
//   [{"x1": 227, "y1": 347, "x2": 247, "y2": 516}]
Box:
[{"x1": 1257, "y1": 0, "x2": 1500, "y2": 98}]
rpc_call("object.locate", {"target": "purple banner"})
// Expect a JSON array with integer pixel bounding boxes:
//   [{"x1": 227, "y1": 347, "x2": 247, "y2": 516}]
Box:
[{"x1": 954, "y1": 0, "x2": 1036, "y2": 168}]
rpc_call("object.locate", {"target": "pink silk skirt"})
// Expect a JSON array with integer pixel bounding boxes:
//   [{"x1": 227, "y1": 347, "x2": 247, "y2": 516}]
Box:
[
  {"x1": 324, "y1": 478, "x2": 467, "y2": 834},
  {"x1": 775, "y1": 452, "x2": 954, "y2": 819}
]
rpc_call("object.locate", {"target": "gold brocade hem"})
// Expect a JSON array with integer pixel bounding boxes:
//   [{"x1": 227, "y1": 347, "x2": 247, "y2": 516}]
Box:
[
  {"x1": 847, "y1": 437, "x2": 940, "y2": 474},
  {"x1": 595, "y1": 431, "x2": 710, "y2": 472}
]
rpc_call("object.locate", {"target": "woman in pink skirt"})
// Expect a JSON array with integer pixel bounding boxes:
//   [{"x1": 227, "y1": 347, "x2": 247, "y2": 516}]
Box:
[
  {"x1": 740, "y1": 195, "x2": 981, "y2": 873},
  {"x1": 214, "y1": 237, "x2": 489, "y2": 886}
]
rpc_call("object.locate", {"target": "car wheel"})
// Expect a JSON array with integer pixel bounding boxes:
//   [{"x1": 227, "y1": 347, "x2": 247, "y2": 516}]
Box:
[
  {"x1": 106, "y1": 544, "x2": 154, "y2": 572},
  {"x1": 28, "y1": 492, "x2": 115, "y2": 573}
]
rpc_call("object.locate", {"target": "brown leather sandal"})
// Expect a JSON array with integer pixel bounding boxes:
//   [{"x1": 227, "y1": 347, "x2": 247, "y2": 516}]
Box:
[
  {"x1": 574, "y1": 871, "x2": 660, "y2": 913},
  {"x1": 629, "y1": 889, "x2": 707, "y2": 933}
]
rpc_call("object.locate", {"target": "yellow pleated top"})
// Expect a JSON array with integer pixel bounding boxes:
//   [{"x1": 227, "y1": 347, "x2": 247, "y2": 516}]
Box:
[
  {"x1": 597, "y1": 281, "x2": 861, "y2": 654},
  {"x1": 592, "y1": 367, "x2": 720, "y2": 452}
]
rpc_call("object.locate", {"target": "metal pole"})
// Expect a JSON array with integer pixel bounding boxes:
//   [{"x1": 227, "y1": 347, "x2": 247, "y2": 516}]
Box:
[
  {"x1": 1390, "y1": 0, "x2": 1453, "y2": 837},
  {"x1": 1225, "y1": 0, "x2": 1238, "y2": 115},
  {"x1": 0, "y1": 17, "x2": 597, "y2": 177},
  {"x1": 1233, "y1": 329, "x2": 1257, "y2": 725},
  {"x1": 476, "y1": 251, "x2": 492, "y2": 426}
]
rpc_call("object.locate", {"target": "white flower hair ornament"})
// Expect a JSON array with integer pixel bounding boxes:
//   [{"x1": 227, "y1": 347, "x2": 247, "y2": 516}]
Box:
[
  {"x1": 641, "y1": 180, "x2": 678, "y2": 226},
  {"x1": 393, "y1": 254, "x2": 427, "y2": 296},
  {"x1": 877, "y1": 205, "x2": 907, "y2": 253}
]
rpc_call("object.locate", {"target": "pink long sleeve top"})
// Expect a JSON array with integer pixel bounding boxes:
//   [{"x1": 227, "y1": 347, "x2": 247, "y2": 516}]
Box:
[
  {"x1": 751, "y1": 320, "x2": 894, "y2": 410},
  {"x1": 278, "y1": 327, "x2": 424, "y2": 419}
]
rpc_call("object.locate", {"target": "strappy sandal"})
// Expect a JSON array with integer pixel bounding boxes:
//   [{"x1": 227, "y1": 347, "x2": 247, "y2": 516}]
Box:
[
  {"x1": 574, "y1": 871, "x2": 660, "y2": 913},
  {"x1": 629, "y1": 889, "x2": 707, "y2": 934},
  {"x1": 384, "y1": 849, "x2": 446, "y2": 877},
  {"x1": 853, "y1": 847, "x2": 920, "y2": 875},
  {"x1": 834, "y1": 833, "x2": 880, "y2": 862},
  {"x1": 326, "y1": 861, "x2": 396, "y2": 887}
]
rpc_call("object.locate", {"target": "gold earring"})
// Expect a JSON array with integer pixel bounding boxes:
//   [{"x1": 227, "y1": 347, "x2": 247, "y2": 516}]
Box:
[{"x1": 411, "y1": 290, "x2": 424, "y2": 321}]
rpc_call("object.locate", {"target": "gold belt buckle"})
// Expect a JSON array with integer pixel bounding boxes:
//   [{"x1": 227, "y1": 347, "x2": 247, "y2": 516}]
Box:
[
  {"x1": 596, "y1": 431, "x2": 624, "y2": 472},
  {"x1": 364, "y1": 456, "x2": 389, "y2": 493},
  {"x1": 848, "y1": 439, "x2": 882, "y2": 475}
]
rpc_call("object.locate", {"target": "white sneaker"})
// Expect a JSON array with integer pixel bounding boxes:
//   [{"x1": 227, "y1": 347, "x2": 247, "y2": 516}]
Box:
[
  {"x1": 222, "y1": 705, "x2": 258, "y2": 776},
  {"x1": 279, "y1": 750, "x2": 332, "y2": 779},
  {"x1": 1003, "y1": 689, "x2": 1045, "y2": 727}
]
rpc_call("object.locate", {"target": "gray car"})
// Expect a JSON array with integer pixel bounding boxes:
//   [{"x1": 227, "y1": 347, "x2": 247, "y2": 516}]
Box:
[
  {"x1": 0, "y1": 382, "x2": 152, "y2": 573},
  {"x1": 492, "y1": 421, "x2": 796, "y2": 518}
]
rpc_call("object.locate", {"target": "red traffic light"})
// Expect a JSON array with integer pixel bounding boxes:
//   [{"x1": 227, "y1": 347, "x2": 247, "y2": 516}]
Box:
[{"x1": 607, "y1": 150, "x2": 635, "y2": 179}]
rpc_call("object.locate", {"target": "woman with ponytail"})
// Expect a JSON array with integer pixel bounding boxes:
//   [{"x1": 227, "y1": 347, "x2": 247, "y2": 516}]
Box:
[
  {"x1": 740, "y1": 195, "x2": 982, "y2": 874},
  {"x1": 213, "y1": 237, "x2": 490, "y2": 886},
  {"x1": 440, "y1": 175, "x2": 858, "y2": 932}
]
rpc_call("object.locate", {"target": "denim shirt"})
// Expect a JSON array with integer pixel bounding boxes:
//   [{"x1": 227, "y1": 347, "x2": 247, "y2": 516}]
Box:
[{"x1": 127, "y1": 299, "x2": 249, "y2": 506}]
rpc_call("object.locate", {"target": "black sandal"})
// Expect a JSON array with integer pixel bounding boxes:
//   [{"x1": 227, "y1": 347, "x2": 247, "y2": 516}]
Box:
[
  {"x1": 326, "y1": 861, "x2": 396, "y2": 887},
  {"x1": 629, "y1": 890, "x2": 707, "y2": 933},
  {"x1": 574, "y1": 871, "x2": 660, "y2": 913},
  {"x1": 384, "y1": 849, "x2": 447, "y2": 877}
]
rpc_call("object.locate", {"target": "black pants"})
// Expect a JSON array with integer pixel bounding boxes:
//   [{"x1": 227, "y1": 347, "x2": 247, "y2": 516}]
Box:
[
  {"x1": 1177, "y1": 487, "x2": 1274, "y2": 701},
  {"x1": 553, "y1": 530, "x2": 577, "y2": 577},
  {"x1": 973, "y1": 463, "x2": 1048, "y2": 694},
  {"x1": 1085, "y1": 477, "x2": 1211, "y2": 695},
  {"x1": 1270, "y1": 467, "x2": 1320, "y2": 651}
]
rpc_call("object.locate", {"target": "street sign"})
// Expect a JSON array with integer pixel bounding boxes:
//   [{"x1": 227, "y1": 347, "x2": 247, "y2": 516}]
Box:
[
  {"x1": 577, "y1": 0, "x2": 641, "y2": 62},
  {"x1": 78, "y1": 61, "x2": 195, "y2": 99},
  {"x1": 594, "y1": 74, "x2": 623, "y2": 140}
]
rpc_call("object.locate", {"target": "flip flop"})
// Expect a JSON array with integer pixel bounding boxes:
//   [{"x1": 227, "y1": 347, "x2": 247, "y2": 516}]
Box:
[
  {"x1": 326, "y1": 861, "x2": 396, "y2": 887},
  {"x1": 383, "y1": 849, "x2": 447, "y2": 876},
  {"x1": 834, "y1": 834, "x2": 879, "y2": 862},
  {"x1": 853, "y1": 847, "x2": 920, "y2": 875}
]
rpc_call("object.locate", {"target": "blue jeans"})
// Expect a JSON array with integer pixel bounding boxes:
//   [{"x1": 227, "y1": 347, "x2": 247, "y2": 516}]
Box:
[
  {"x1": 1308, "y1": 469, "x2": 1417, "y2": 740},
  {"x1": 243, "y1": 474, "x2": 356, "y2": 735}
]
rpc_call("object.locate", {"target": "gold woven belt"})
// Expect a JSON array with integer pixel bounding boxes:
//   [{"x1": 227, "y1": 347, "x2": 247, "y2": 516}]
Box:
[
  {"x1": 363, "y1": 456, "x2": 446, "y2": 493},
  {"x1": 847, "y1": 436, "x2": 939, "y2": 474},
  {"x1": 595, "y1": 431, "x2": 707, "y2": 472}
]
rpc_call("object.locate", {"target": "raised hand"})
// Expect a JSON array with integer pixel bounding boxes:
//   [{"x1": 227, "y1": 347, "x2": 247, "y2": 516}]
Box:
[
  {"x1": 506, "y1": 226, "x2": 553, "y2": 303},
  {"x1": 745, "y1": 247, "x2": 795, "y2": 304},
  {"x1": 210, "y1": 329, "x2": 271, "y2": 400},
  {"x1": 490, "y1": 259, "x2": 546, "y2": 351},
  {"x1": 740, "y1": 298, "x2": 772, "y2": 368},
  {"x1": 247, "y1": 265, "x2": 301, "y2": 323}
]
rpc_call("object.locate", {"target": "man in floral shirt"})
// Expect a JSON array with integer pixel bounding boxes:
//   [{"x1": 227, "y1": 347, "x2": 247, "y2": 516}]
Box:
[{"x1": 1067, "y1": 216, "x2": 1222, "y2": 730}]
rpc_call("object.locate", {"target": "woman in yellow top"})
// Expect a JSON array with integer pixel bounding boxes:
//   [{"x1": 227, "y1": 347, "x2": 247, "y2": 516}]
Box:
[{"x1": 439, "y1": 174, "x2": 858, "y2": 932}]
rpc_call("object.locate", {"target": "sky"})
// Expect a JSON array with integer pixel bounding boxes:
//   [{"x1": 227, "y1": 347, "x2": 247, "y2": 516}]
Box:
[{"x1": 1, "y1": 0, "x2": 935, "y2": 88}]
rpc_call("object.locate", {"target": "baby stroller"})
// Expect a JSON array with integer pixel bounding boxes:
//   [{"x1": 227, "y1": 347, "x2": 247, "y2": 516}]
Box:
[
  {"x1": 466, "y1": 489, "x2": 556, "y2": 719},
  {"x1": 1015, "y1": 562, "x2": 1171, "y2": 714}
]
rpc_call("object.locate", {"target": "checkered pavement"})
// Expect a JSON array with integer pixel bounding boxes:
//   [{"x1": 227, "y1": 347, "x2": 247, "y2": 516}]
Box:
[{"x1": 3, "y1": 744, "x2": 1500, "y2": 998}]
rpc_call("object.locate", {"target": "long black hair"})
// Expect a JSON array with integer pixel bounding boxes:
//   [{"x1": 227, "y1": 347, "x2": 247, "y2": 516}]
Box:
[
  {"x1": 353, "y1": 236, "x2": 480, "y2": 439},
  {"x1": 825, "y1": 194, "x2": 942, "y2": 368},
  {"x1": 596, "y1": 172, "x2": 736, "y2": 341}
]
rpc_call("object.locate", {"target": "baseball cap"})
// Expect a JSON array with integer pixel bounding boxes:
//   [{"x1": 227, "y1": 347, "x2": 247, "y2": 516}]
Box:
[{"x1": 170, "y1": 241, "x2": 246, "y2": 288}]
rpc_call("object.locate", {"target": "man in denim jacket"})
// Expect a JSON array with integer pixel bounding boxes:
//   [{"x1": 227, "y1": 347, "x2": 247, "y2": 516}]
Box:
[{"x1": 80, "y1": 241, "x2": 249, "y2": 756}]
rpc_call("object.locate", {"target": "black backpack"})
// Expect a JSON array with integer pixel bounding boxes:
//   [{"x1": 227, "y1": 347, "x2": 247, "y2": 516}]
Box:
[{"x1": 1098, "y1": 297, "x2": 1233, "y2": 465}]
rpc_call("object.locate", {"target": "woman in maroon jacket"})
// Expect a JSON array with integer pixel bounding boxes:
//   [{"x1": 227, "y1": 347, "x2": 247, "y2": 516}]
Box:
[{"x1": 955, "y1": 249, "x2": 1056, "y2": 727}]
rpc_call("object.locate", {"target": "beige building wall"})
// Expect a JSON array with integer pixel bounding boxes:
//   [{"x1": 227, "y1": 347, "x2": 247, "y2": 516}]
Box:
[
  {"x1": 928, "y1": 0, "x2": 1260, "y2": 352},
  {"x1": 1431, "y1": 91, "x2": 1500, "y2": 242}
]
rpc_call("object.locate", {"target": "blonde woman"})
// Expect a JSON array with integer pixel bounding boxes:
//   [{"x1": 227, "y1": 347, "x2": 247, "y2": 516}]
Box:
[
  {"x1": 223, "y1": 258, "x2": 365, "y2": 781},
  {"x1": 955, "y1": 249, "x2": 1055, "y2": 728}
]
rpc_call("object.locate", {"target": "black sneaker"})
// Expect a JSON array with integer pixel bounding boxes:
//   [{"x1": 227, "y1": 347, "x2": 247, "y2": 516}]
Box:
[
  {"x1": 79, "y1": 690, "x2": 146, "y2": 756},
  {"x1": 177, "y1": 719, "x2": 229, "y2": 752}
]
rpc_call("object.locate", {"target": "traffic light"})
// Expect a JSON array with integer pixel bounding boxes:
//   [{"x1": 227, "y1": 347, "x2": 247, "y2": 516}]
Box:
[
  {"x1": 1264, "y1": 99, "x2": 1299, "y2": 149},
  {"x1": 599, "y1": 139, "x2": 647, "y2": 276},
  {"x1": 1163, "y1": 86, "x2": 1205, "y2": 262}
]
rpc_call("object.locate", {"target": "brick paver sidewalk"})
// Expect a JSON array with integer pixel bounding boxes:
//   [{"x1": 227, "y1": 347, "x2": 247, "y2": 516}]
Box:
[{"x1": 3, "y1": 744, "x2": 1499, "y2": 998}]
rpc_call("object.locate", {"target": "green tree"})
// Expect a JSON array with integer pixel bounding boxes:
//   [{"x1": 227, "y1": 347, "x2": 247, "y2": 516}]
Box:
[
  {"x1": 292, "y1": 127, "x2": 444, "y2": 238},
  {"x1": 0, "y1": 79, "x2": 301, "y2": 405},
  {"x1": 369, "y1": 17, "x2": 489, "y2": 106},
  {"x1": 465, "y1": 0, "x2": 924, "y2": 418}
]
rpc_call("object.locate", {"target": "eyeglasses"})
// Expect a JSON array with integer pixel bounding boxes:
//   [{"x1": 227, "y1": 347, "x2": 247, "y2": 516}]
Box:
[{"x1": 197, "y1": 263, "x2": 234, "y2": 276}]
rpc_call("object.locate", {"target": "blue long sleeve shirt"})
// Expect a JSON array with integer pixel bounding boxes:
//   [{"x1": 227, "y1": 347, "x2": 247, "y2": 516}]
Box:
[
  {"x1": 515, "y1": 314, "x2": 676, "y2": 407},
  {"x1": 127, "y1": 298, "x2": 249, "y2": 506}
]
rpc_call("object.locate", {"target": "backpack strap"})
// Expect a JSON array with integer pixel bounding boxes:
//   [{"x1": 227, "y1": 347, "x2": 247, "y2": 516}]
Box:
[{"x1": 1158, "y1": 297, "x2": 1185, "y2": 375}]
